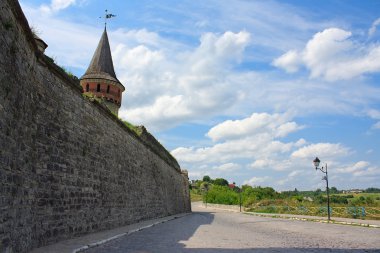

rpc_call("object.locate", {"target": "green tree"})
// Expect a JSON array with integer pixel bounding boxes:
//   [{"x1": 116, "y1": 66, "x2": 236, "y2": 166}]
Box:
[
  {"x1": 365, "y1": 188, "x2": 380, "y2": 193},
  {"x1": 314, "y1": 188, "x2": 322, "y2": 196},
  {"x1": 330, "y1": 187, "x2": 338, "y2": 194},
  {"x1": 203, "y1": 175, "x2": 211, "y2": 182},
  {"x1": 213, "y1": 178, "x2": 229, "y2": 186}
]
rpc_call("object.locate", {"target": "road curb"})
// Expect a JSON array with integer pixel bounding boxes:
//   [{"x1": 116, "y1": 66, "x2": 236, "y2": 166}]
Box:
[
  {"x1": 72, "y1": 213, "x2": 191, "y2": 253},
  {"x1": 244, "y1": 212, "x2": 380, "y2": 228},
  {"x1": 196, "y1": 202, "x2": 380, "y2": 228}
]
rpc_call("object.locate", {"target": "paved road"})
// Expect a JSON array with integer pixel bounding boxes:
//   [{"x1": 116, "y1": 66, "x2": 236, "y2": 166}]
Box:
[{"x1": 85, "y1": 204, "x2": 380, "y2": 253}]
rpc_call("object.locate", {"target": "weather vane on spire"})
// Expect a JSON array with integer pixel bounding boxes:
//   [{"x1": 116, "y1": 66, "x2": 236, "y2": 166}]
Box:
[{"x1": 100, "y1": 9, "x2": 116, "y2": 28}]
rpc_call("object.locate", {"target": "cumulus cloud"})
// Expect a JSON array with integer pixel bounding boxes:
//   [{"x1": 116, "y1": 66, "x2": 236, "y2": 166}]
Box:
[
  {"x1": 206, "y1": 112, "x2": 303, "y2": 142},
  {"x1": 21, "y1": 1, "x2": 380, "y2": 190},
  {"x1": 335, "y1": 161, "x2": 380, "y2": 179},
  {"x1": 336, "y1": 161, "x2": 370, "y2": 173},
  {"x1": 23, "y1": 3, "x2": 380, "y2": 132},
  {"x1": 272, "y1": 50, "x2": 301, "y2": 73},
  {"x1": 291, "y1": 143, "x2": 350, "y2": 160},
  {"x1": 172, "y1": 112, "x2": 356, "y2": 183},
  {"x1": 116, "y1": 31, "x2": 251, "y2": 130},
  {"x1": 273, "y1": 28, "x2": 380, "y2": 81},
  {"x1": 172, "y1": 133, "x2": 294, "y2": 165},
  {"x1": 173, "y1": 112, "x2": 314, "y2": 179}
]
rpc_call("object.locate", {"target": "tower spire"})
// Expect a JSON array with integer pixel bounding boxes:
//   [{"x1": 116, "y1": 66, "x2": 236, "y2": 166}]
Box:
[{"x1": 80, "y1": 22, "x2": 125, "y2": 116}]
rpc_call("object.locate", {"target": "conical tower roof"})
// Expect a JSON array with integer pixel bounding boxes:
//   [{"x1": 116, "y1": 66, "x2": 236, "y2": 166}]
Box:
[{"x1": 81, "y1": 28, "x2": 124, "y2": 89}]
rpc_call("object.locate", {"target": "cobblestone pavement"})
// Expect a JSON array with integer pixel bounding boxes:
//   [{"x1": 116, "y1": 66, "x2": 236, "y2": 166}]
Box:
[{"x1": 85, "y1": 204, "x2": 380, "y2": 253}]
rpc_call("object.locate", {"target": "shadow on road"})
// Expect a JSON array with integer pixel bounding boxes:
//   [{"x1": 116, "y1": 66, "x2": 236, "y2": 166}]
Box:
[{"x1": 86, "y1": 210, "x2": 380, "y2": 253}]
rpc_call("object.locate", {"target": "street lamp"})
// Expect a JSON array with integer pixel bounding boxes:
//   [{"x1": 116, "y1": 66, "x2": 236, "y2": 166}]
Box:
[
  {"x1": 202, "y1": 183, "x2": 209, "y2": 208},
  {"x1": 313, "y1": 157, "x2": 331, "y2": 221},
  {"x1": 239, "y1": 186, "x2": 242, "y2": 212}
]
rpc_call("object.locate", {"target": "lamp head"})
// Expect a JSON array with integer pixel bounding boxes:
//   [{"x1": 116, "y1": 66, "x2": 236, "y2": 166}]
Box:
[{"x1": 313, "y1": 157, "x2": 320, "y2": 169}]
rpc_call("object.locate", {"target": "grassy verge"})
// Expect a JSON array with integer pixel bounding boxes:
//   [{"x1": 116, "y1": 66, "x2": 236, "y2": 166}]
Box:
[{"x1": 191, "y1": 192, "x2": 203, "y2": 202}]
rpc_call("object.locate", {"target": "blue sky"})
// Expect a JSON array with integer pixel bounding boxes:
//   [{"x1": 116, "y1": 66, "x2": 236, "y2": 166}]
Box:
[{"x1": 22, "y1": 0, "x2": 380, "y2": 190}]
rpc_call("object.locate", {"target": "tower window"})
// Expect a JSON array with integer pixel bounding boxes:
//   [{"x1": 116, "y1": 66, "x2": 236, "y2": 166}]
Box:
[
  {"x1": 97, "y1": 83, "x2": 100, "y2": 92},
  {"x1": 107, "y1": 85, "x2": 110, "y2": 93},
  {"x1": 86, "y1": 83, "x2": 89, "y2": 92},
  {"x1": 118, "y1": 89, "x2": 120, "y2": 95}
]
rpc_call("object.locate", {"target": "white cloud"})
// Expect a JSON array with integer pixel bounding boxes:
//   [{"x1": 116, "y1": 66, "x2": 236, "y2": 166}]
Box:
[
  {"x1": 336, "y1": 161, "x2": 369, "y2": 174},
  {"x1": 172, "y1": 112, "x2": 356, "y2": 184},
  {"x1": 251, "y1": 159, "x2": 272, "y2": 169},
  {"x1": 172, "y1": 134, "x2": 294, "y2": 165},
  {"x1": 40, "y1": 0, "x2": 78, "y2": 14},
  {"x1": 22, "y1": 3, "x2": 380, "y2": 132},
  {"x1": 214, "y1": 163, "x2": 240, "y2": 172},
  {"x1": 276, "y1": 121, "x2": 304, "y2": 138},
  {"x1": 272, "y1": 50, "x2": 301, "y2": 73},
  {"x1": 295, "y1": 138, "x2": 307, "y2": 147},
  {"x1": 188, "y1": 170, "x2": 204, "y2": 179},
  {"x1": 116, "y1": 31, "x2": 251, "y2": 130},
  {"x1": 243, "y1": 176, "x2": 271, "y2": 186},
  {"x1": 116, "y1": 45, "x2": 164, "y2": 71},
  {"x1": 291, "y1": 143, "x2": 350, "y2": 160},
  {"x1": 274, "y1": 28, "x2": 380, "y2": 81},
  {"x1": 206, "y1": 112, "x2": 303, "y2": 142},
  {"x1": 369, "y1": 17, "x2": 380, "y2": 37},
  {"x1": 303, "y1": 28, "x2": 352, "y2": 80},
  {"x1": 336, "y1": 161, "x2": 380, "y2": 179}
]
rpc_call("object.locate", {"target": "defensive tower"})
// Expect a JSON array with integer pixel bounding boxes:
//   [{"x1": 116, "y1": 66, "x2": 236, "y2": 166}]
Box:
[{"x1": 80, "y1": 27, "x2": 125, "y2": 115}]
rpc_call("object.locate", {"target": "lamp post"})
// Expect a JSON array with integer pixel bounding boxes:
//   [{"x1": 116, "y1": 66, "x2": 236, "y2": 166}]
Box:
[
  {"x1": 203, "y1": 183, "x2": 209, "y2": 208},
  {"x1": 313, "y1": 157, "x2": 331, "y2": 221},
  {"x1": 239, "y1": 186, "x2": 242, "y2": 212}
]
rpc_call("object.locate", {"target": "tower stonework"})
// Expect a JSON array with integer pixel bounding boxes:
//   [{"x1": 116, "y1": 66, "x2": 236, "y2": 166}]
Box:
[{"x1": 80, "y1": 28, "x2": 125, "y2": 115}]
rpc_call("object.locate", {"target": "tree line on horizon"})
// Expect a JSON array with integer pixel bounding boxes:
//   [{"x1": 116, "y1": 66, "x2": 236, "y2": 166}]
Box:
[{"x1": 190, "y1": 176, "x2": 380, "y2": 207}]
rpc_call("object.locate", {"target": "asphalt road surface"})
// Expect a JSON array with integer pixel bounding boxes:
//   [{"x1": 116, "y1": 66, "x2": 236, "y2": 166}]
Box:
[{"x1": 85, "y1": 204, "x2": 380, "y2": 253}]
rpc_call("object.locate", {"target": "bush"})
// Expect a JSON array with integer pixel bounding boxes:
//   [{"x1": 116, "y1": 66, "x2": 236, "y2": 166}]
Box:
[
  {"x1": 330, "y1": 195, "x2": 349, "y2": 204},
  {"x1": 292, "y1": 195, "x2": 303, "y2": 202},
  {"x1": 213, "y1": 178, "x2": 229, "y2": 186},
  {"x1": 365, "y1": 196, "x2": 375, "y2": 205},
  {"x1": 204, "y1": 185, "x2": 239, "y2": 205}
]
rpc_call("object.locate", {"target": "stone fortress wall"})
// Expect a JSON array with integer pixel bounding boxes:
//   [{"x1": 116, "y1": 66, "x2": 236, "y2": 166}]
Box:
[{"x1": 0, "y1": 1, "x2": 191, "y2": 252}]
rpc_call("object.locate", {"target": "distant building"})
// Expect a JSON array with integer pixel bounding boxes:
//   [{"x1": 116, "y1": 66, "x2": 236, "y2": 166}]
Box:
[
  {"x1": 342, "y1": 189, "x2": 363, "y2": 194},
  {"x1": 80, "y1": 28, "x2": 125, "y2": 115}
]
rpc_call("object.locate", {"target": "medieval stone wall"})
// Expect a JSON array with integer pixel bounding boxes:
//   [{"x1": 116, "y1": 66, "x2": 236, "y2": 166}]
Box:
[{"x1": 0, "y1": 1, "x2": 190, "y2": 252}]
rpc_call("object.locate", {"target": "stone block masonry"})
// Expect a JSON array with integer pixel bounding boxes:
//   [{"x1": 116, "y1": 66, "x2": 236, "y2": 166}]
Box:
[{"x1": 0, "y1": 1, "x2": 191, "y2": 252}]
